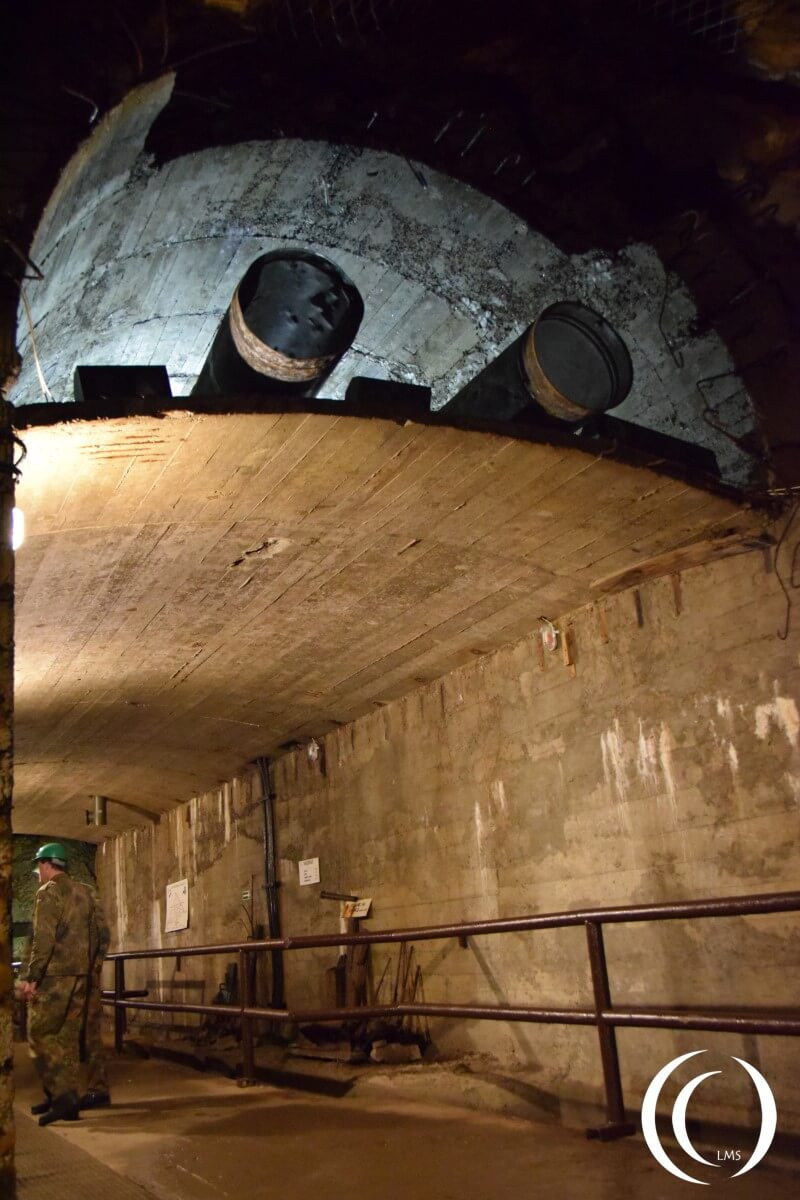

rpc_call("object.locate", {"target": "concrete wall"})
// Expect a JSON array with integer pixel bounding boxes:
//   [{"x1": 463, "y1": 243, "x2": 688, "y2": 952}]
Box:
[
  {"x1": 98, "y1": 544, "x2": 800, "y2": 1130},
  {"x1": 98, "y1": 775, "x2": 270, "y2": 1021}
]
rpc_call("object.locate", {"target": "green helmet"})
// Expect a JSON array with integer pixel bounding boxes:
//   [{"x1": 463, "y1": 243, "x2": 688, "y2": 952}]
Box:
[{"x1": 33, "y1": 842, "x2": 68, "y2": 870}]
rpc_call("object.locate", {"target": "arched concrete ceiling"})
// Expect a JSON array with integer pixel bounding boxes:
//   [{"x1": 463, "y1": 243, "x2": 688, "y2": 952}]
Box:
[
  {"x1": 14, "y1": 403, "x2": 759, "y2": 839},
  {"x1": 2, "y1": 0, "x2": 791, "y2": 844}
]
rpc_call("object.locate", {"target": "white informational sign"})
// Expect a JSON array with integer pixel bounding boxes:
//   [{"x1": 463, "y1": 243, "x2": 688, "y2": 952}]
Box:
[
  {"x1": 165, "y1": 878, "x2": 189, "y2": 933},
  {"x1": 298, "y1": 857, "x2": 320, "y2": 886},
  {"x1": 342, "y1": 898, "x2": 372, "y2": 919}
]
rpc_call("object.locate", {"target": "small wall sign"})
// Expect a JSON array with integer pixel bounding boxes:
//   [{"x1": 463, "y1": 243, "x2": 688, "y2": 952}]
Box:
[
  {"x1": 298, "y1": 857, "x2": 320, "y2": 886},
  {"x1": 165, "y1": 878, "x2": 189, "y2": 933}
]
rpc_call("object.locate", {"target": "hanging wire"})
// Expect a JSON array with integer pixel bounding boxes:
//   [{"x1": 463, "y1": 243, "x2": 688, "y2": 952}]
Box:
[
  {"x1": 657, "y1": 269, "x2": 685, "y2": 368},
  {"x1": 1, "y1": 234, "x2": 44, "y2": 281},
  {"x1": 113, "y1": 8, "x2": 145, "y2": 78},
  {"x1": 19, "y1": 287, "x2": 56, "y2": 402},
  {"x1": 628, "y1": 0, "x2": 773, "y2": 55},
  {"x1": 160, "y1": 0, "x2": 170, "y2": 66},
  {"x1": 0, "y1": 434, "x2": 29, "y2": 483},
  {"x1": 167, "y1": 36, "x2": 259, "y2": 72},
  {"x1": 61, "y1": 86, "x2": 100, "y2": 125},
  {"x1": 774, "y1": 498, "x2": 800, "y2": 640},
  {"x1": 0, "y1": 435, "x2": 27, "y2": 482}
]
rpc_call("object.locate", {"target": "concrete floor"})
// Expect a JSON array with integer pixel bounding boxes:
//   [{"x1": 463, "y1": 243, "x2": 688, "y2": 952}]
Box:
[
  {"x1": 13, "y1": 1050, "x2": 800, "y2": 1200},
  {"x1": 16, "y1": 1106, "x2": 158, "y2": 1200}
]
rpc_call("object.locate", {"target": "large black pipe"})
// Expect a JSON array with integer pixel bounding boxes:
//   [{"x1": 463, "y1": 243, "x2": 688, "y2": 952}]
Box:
[
  {"x1": 257, "y1": 756, "x2": 285, "y2": 1008},
  {"x1": 193, "y1": 250, "x2": 363, "y2": 398},
  {"x1": 441, "y1": 301, "x2": 633, "y2": 425}
]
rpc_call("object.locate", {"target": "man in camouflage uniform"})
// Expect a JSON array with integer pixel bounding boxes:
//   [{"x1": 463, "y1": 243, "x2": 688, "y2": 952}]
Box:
[{"x1": 18, "y1": 842, "x2": 109, "y2": 1125}]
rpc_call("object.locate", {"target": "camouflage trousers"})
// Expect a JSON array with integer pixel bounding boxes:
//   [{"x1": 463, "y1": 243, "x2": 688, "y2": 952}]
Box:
[
  {"x1": 28, "y1": 974, "x2": 87, "y2": 1098},
  {"x1": 83, "y1": 969, "x2": 109, "y2": 1092}
]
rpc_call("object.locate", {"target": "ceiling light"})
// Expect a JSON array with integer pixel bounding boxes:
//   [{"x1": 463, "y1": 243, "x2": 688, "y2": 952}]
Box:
[{"x1": 12, "y1": 508, "x2": 24, "y2": 551}]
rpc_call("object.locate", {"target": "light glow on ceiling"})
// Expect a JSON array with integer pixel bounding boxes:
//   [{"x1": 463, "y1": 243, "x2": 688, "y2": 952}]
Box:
[{"x1": 12, "y1": 507, "x2": 24, "y2": 551}]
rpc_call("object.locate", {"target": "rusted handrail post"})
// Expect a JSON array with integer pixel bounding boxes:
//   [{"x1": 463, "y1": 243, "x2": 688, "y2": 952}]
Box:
[
  {"x1": 113, "y1": 958, "x2": 126, "y2": 1053},
  {"x1": 239, "y1": 949, "x2": 256, "y2": 1086},
  {"x1": 584, "y1": 920, "x2": 636, "y2": 1141}
]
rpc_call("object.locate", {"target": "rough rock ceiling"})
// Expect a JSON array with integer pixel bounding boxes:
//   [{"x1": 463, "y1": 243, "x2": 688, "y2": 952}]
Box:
[{"x1": 13, "y1": 405, "x2": 758, "y2": 838}]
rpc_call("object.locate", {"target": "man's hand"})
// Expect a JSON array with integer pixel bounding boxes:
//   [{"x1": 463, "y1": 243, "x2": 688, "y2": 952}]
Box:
[{"x1": 17, "y1": 981, "x2": 38, "y2": 1002}]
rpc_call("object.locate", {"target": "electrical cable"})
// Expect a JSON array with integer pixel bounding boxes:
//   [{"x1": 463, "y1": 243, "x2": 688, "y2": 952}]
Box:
[
  {"x1": 19, "y1": 287, "x2": 55, "y2": 402},
  {"x1": 774, "y1": 498, "x2": 800, "y2": 641}
]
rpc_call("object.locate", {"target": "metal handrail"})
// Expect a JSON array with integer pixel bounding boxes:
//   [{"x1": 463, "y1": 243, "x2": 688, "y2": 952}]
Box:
[
  {"x1": 105, "y1": 888, "x2": 800, "y2": 959},
  {"x1": 103, "y1": 887, "x2": 800, "y2": 1140}
]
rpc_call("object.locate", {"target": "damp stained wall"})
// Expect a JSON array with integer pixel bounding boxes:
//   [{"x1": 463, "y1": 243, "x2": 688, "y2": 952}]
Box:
[{"x1": 97, "y1": 543, "x2": 800, "y2": 1130}]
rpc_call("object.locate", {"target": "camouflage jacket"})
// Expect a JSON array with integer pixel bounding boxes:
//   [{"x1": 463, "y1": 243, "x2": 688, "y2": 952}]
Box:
[
  {"x1": 24, "y1": 872, "x2": 111, "y2": 983},
  {"x1": 78, "y1": 880, "x2": 112, "y2": 969}
]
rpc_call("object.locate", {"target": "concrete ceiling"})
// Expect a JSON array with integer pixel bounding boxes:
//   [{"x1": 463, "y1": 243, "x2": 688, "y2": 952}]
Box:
[
  {"x1": 13, "y1": 403, "x2": 758, "y2": 839},
  {"x1": 3, "y1": 0, "x2": 793, "y2": 844}
]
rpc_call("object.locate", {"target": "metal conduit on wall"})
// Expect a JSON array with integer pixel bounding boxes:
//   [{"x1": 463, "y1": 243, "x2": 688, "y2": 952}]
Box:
[{"x1": 257, "y1": 756, "x2": 284, "y2": 1009}]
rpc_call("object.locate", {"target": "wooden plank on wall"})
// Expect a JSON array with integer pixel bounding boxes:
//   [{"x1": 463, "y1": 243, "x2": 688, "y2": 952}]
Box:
[{"x1": 591, "y1": 529, "x2": 773, "y2": 595}]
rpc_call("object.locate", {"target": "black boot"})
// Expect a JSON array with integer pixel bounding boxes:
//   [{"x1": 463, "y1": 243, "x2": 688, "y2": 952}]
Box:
[
  {"x1": 79, "y1": 1090, "x2": 111, "y2": 1110},
  {"x1": 38, "y1": 1090, "x2": 80, "y2": 1126},
  {"x1": 30, "y1": 1091, "x2": 52, "y2": 1116}
]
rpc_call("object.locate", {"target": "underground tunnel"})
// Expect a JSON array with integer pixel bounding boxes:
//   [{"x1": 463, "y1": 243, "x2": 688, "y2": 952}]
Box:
[{"x1": 1, "y1": 2, "x2": 800, "y2": 1197}]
